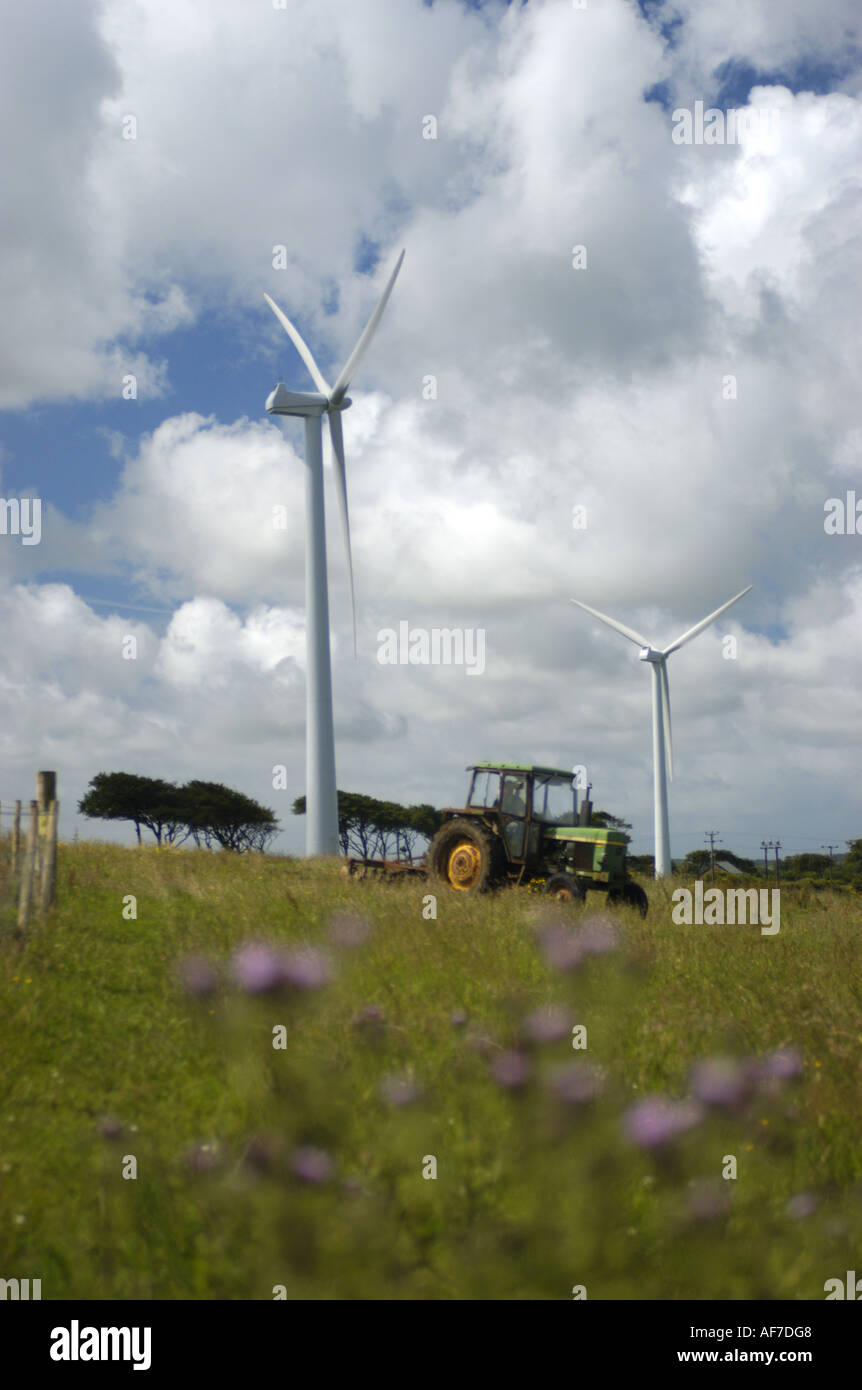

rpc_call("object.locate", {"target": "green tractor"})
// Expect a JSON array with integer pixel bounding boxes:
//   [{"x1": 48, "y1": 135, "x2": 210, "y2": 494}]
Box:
[{"x1": 426, "y1": 763, "x2": 648, "y2": 915}]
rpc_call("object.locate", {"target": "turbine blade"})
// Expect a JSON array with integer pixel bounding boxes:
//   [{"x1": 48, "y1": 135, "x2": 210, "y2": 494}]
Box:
[
  {"x1": 263, "y1": 293, "x2": 331, "y2": 396},
  {"x1": 329, "y1": 249, "x2": 405, "y2": 405},
  {"x1": 661, "y1": 586, "x2": 752, "y2": 656},
  {"x1": 571, "y1": 598, "x2": 651, "y2": 649},
  {"x1": 660, "y1": 659, "x2": 673, "y2": 782},
  {"x1": 328, "y1": 411, "x2": 356, "y2": 657}
]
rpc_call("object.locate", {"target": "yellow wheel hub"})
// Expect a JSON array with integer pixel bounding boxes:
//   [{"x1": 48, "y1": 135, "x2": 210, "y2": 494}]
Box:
[{"x1": 447, "y1": 841, "x2": 482, "y2": 890}]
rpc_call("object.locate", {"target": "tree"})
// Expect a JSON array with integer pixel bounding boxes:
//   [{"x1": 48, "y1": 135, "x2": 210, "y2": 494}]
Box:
[
  {"x1": 79, "y1": 772, "x2": 185, "y2": 846},
  {"x1": 182, "y1": 781, "x2": 279, "y2": 852}
]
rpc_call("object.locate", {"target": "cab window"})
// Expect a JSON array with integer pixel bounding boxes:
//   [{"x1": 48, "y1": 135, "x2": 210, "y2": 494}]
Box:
[
  {"x1": 500, "y1": 774, "x2": 528, "y2": 818},
  {"x1": 468, "y1": 770, "x2": 501, "y2": 809}
]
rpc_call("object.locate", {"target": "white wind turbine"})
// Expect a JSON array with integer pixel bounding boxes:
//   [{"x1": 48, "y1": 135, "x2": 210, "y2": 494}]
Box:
[
  {"x1": 264, "y1": 250, "x2": 405, "y2": 856},
  {"x1": 571, "y1": 586, "x2": 752, "y2": 878}
]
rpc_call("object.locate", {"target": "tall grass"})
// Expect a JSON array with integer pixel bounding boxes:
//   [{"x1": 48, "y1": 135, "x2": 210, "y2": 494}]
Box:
[{"x1": 1, "y1": 840, "x2": 861, "y2": 1299}]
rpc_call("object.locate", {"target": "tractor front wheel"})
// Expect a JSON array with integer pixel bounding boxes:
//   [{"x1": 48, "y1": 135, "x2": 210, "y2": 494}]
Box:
[
  {"x1": 427, "y1": 819, "x2": 501, "y2": 893},
  {"x1": 544, "y1": 873, "x2": 586, "y2": 904}
]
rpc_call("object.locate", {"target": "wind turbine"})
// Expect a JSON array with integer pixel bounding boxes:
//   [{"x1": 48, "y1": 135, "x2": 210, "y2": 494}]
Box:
[
  {"x1": 571, "y1": 586, "x2": 752, "y2": 878},
  {"x1": 264, "y1": 250, "x2": 405, "y2": 856}
]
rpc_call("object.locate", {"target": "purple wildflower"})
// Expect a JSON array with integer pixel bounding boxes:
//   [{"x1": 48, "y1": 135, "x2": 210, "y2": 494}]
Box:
[
  {"x1": 450, "y1": 1009, "x2": 469, "y2": 1028},
  {"x1": 99, "y1": 1115, "x2": 124, "y2": 1140},
  {"x1": 290, "y1": 1147, "x2": 334, "y2": 1184},
  {"x1": 523, "y1": 1004, "x2": 573, "y2": 1045},
  {"x1": 538, "y1": 925, "x2": 587, "y2": 972},
  {"x1": 490, "y1": 1050, "x2": 531, "y2": 1090},
  {"x1": 282, "y1": 947, "x2": 331, "y2": 991},
  {"x1": 579, "y1": 916, "x2": 619, "y2": 956},
  {"x1": 380, "y1": 1073, "x2": 420, "y2": 1107},
  {"x1": 690, "y1": 1057, "x2": 752, "y2": 1108},
  {"x1": 176, "y1": 953, "x2": 218, "y2": 997},
  {"x1": 760, "y1": 1046, "x2": 804, "y2": 1081},
  {"x1": 623, "y1": 1096, "x2": 704, "y2": 1149},
  {"x1": 230, "y1": 941, "x2": 289, "y2": 994},
  {"x1": 548, "y1": 1060, "x2": 604, "y2": 1105}
]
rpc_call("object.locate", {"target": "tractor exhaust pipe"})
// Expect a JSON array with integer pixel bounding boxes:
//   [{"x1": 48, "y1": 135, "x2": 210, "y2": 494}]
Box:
[{"x1": 579, "y1": 783, "x2": 593, "y2": 827}]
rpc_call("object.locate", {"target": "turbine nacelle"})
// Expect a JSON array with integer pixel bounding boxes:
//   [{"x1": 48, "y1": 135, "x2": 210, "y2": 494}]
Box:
[
  {"x1": 265, "y1": 383, "x2": 353, "y2": 417},
  {"x1": 266, "y1": 383, "x2": 329, "y2": 417},
  {"x1": 638, "y1": 646, "x2": 661, "y2": 663}
]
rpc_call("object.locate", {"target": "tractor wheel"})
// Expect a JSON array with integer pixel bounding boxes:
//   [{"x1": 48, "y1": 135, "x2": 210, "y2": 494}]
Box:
[
  {"x1": 427, "y1": 819, "x2": 501, "y2": 893},
  {"x1": 544, "y1": 873, "x2": 586, "y2": 904},
  {"x1": 610, "y1": 881, "x2": 649, "y2": 918}
]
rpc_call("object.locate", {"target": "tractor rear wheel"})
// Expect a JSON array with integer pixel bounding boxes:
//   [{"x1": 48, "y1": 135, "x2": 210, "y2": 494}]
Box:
[
  {"x1": 427, "y1": 818, "x2": 501, "y2": 893},
  {"x1": 544, "y1": 873, "x2": 586, "y2": 904}
]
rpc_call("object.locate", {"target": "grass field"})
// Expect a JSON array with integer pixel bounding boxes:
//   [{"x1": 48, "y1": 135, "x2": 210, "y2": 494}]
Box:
[{"x1": 1, "y1": 840, "x2": 861, "y2": 1300}]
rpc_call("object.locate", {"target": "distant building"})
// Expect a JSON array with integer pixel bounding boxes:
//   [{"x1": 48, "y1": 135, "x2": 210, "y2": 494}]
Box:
[{"x1": 716, "y1": 860, "x2": 743, "y2": 875}]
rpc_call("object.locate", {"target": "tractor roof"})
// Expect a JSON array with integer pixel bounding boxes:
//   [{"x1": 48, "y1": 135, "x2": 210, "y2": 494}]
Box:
[{"x1": 469, "y1": 762, "x2": 575, "y2": 780}]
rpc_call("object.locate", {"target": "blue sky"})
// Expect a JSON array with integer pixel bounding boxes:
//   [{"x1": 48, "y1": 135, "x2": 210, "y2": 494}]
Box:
[{"x1": 1, "y1": 0, "x2": 860, "y2": 863}]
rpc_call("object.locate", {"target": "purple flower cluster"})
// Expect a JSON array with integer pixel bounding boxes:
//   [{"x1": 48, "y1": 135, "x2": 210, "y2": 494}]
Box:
[
  {"x1": 522, "y1": 1004, "x2": 573, "y2": 1045},
  {"x1": 490, "y1": 1050, "x2": 531, "y2": 1090},
  {"x1": 547, "y1": 1060, "x2": 604, "y2": 1106},
  {"x1": 229, "y1": 941, "x2": 331, "y2": 994},
  {"x1": 290, "y1": 1147, "x2": 334, "y2": 1184},
  {"x1": 624, "y1": 1096, "x2": 705, "y2": 1150},
  {"x1": 537, "y1": 915, "x2": 619, "y2": 973}
]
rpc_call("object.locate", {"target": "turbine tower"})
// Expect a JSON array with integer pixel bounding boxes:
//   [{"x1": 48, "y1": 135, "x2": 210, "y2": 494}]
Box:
[
  {"x1": 571, "y1": 586, "x2": 752, "y2": 879},
  {"x1": 264, "y1": 250, "x2": 405, "y2": 856}
]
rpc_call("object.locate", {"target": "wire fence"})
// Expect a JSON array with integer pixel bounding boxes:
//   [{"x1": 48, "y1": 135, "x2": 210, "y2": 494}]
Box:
[{"x1": 3, "y1": 772, "x2": 59, "y2": 931}]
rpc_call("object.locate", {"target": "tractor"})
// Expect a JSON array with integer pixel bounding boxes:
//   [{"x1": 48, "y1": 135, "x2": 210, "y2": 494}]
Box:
[{"x1": 426, "y1": 763, "x2": 648, "y2": 915}]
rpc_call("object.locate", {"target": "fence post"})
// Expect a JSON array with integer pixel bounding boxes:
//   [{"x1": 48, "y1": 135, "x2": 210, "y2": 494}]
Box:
[
  {"x1": 11, "y1": 799, "x2": 21, "y2": 876},
  {"x1": 17, "y1": 801, "x2": 39, "y2": 931},
  {"x1": 39, "y1": 800, "x2": 59, "y2": 914},
  {"x1": 36, "y1": 772, "x2": 56, "y2": 881}
]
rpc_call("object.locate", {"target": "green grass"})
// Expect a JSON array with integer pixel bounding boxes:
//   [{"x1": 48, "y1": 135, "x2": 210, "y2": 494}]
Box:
[{"x1": 1, "y1": 841, "x2": 861, "y2": 1300}]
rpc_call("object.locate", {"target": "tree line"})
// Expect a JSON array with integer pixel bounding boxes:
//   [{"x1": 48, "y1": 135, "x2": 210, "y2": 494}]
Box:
[
  {"x1": 292, "y1": 791, "x2": 443, "y2": 860},
  {"x1": 680, "y1": 843, "x2": 862, "y2": 886},
  {"x1": 78, "y1": 773, "x2": 279, "y2": 852}
]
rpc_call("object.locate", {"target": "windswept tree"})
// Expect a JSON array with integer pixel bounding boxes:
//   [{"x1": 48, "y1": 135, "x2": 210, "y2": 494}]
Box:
[
  {"x1": 181, "y1": 781, "x2": 279, "y2": 852},
  {"x1": 79, "y1": 773, "x2": 279, "y2": 851},
  {"x1": 78, "y1": 772, "x2": 185, "y2": 846}
]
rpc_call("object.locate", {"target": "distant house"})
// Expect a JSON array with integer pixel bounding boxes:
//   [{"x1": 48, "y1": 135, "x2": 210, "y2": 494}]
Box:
[{"x1": 716, "y1": 860, "x2": 743, "y2": 875}]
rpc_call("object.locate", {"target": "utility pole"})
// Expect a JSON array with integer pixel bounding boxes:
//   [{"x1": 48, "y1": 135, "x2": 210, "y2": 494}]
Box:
[
  {"x1": 772, "y1": 841, "x2": 781, "y2": 885},
  {"x1": 705, "y1": 830, "x2": 721, "y2": 884},
  {"x1": 821, "y1": 845, "x2": 837, "y2": 883},
  {"x1": 761, "y1": 840, "x2": 770, "y2": 880}
]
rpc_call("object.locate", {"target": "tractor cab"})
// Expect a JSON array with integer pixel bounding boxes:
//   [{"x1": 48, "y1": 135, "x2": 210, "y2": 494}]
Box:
[{"x1": 465, "y1": 764, "x2": 580, "y2": 863}]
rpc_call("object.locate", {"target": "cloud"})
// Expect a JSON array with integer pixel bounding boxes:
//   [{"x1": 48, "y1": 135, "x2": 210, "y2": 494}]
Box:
[{"x1": 1, "y1": 0, "x2": 860, "y2": 860}]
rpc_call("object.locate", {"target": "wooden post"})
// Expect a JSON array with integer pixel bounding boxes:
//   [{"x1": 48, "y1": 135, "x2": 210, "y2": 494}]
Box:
[
  {"x1": 17, "y1": 800, "x2": 39, "y2": 931},
  {"x1": 11, "y1": 799, "x2": 21, "y2": 875},
  {"x1": 37, "y1": 771, "x2": 56, "y2": 836},
  {"x1": 35, "y1": 771, "x2": 56, "y2": 888},
  {"x1": 38, "y1": 800, "x2": 59, "y2": 913}
]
